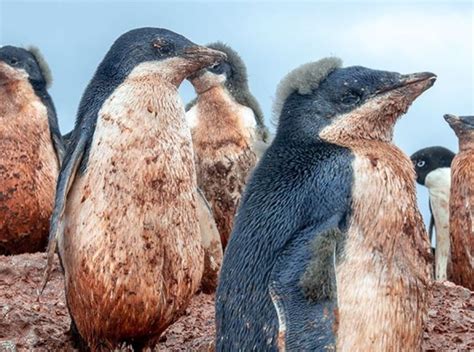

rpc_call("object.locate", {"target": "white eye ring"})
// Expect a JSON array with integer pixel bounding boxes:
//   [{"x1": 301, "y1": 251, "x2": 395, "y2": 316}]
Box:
[{"x1": 417, "y1": 160, "x2": 426, "y2": 168}]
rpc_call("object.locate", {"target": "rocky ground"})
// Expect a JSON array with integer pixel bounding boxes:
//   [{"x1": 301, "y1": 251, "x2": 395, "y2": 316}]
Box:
[{"x1": 0, "y1": 253, "x2": 472, "y2": 351}]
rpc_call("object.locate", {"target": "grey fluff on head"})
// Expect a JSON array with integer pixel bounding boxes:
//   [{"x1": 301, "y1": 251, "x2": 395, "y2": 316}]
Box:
[
  {"x1": 26, "y1": 46, "x2": 53, "y2": 88},
  {"x1": 187, "y1": 41, "x2": 269, "y2": 142},
  {"x1": 272, "y1": 57, "x2": 342, "y2": 125}
]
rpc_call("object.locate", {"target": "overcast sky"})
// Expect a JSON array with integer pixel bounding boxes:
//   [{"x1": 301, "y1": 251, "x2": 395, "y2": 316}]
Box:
[{"x1": 1, "y1": 0, "x2": 473, "y2": 227}]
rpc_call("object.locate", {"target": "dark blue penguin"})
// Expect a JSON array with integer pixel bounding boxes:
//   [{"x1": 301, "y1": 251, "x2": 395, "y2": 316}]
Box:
[
  {"x1": 42, "y1": 28, "x2": 225, "y2": 350},
  {"x1": 216, "y1": 58, "x2": 435, "y2": 351},
  {"x1": 0, "y1": 45, "x2": 63, "y2": 254}
]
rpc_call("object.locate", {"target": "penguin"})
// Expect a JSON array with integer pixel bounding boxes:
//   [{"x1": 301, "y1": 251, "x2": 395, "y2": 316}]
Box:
[
  {"x1": 42, "y1": 28, "x2": 225, "y2": 350},
  {"x1": 411, "y1": 146, "x2": 455, "y2": 280},
  {"x1": 216, "y1": 58, "x2": 434, "y2": 351},
  {"x1": 0, "y1": 45, "x2": 63, "y2": 254},
  {"x1": 185, "y1": 42, "x2": 269, "y2": 250},
  {"x1": 444, "y1": 114, "x2": 473, "y2": 291}
]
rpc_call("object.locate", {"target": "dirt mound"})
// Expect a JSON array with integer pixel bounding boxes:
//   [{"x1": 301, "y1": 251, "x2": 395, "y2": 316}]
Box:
[
  {"x1": 423, "y1": 281, "x2": 474, "y2": 351},
  {"x1": 0, "y1": 253, "x2": 472, "y2": 351}
]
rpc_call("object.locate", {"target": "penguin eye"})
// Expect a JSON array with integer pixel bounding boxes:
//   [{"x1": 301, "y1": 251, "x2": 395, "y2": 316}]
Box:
[
  {"x1": 341, "y1": 92, "x2": 361, "y2": 105},
  {"x1": 417, "y1": 160, "x2": 426, "y2": 168},
  {"x1": 209, "y1": 63, "x2": 223, "y2": 74}
]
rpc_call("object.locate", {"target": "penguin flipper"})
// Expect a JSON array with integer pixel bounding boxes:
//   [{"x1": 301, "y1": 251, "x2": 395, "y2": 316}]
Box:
[
  {"x1": 40, "y1": 132, "x2": 88, "y2": 293},
  {"x1": 269, "y1": 216, "x2": 343, "y2": 351},
  {"x1": 196, "y1": 188, "x2": 223, "y2": 292}
]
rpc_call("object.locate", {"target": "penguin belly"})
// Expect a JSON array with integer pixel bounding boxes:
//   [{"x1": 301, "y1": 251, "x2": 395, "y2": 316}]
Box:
[
  {"x1": 425, "y1": 168, "x2": 451, "y2": 280},
  {"x1": 0, "y1": 82, "x2": 58, "y2": 254},
  {"x1": 60, "y1": 81, "x2": 203, "y2": 348},
  {"x1": 335, "y1": 143, "x2": 432, "y2": 351},
  {"x1": 449, "y1": 153, "x2": 473, "y2": 290},
  {"x1": 190, "y1": 86, "x2": 258, "y2": 248},
  {"x1": 195, "y1": 148, "x2": 257, "y2": 249}
]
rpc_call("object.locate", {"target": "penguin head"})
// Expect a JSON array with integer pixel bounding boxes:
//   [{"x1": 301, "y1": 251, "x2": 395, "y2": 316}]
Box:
[
  {"x1": 410, "y1": 146, "x2": 455, "y2": 185},
  {"x1": 188, "y1": 42, "x2": 247, "y2": 94},
  {"x1": 95, "y1": 27, "x2": 226, "y2": 87},
  {"x1": 273, "y1": 58, "x2": 436, "y2": 143},
  {"x1": 0, "y1": 45, "x2": 52, "y2": 90},
  {"x1": 444, "y1": 114, "x2": 474, "y2": 144}
]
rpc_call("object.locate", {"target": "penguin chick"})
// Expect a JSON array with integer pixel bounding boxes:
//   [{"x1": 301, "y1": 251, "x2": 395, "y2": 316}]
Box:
[
  {"x1": 186, "y1": 42, "x2": 269, "y2": 250},
  {"x1": 0, "y1": 45, "x2": 63, "y2": 254},
  {"x1": 216, "y1": 58, "x2": 434, "y2": 351},
  {"x1": 43, "y1": 28, "x2": 225, "y2": 351},
  {"x1": 411, "y1": 146, "x2": 455, "y2": 280},
  {"x1": 444, "y1": 114, "x2": 473, "y2": 290}
]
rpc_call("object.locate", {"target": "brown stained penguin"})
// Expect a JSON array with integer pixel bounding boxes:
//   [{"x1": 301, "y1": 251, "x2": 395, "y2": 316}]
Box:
[
  {"x1": 444, "y1": 114, "x2": 473, "y2": 290},
  {"x1": 43, "y1": 28, "x2": 225, "y2": 351},
  {"x1": 216, "y1": 59, "x2": 434, "y2": 351},
  {"x1": 186, "y1": 42, "x2": 268, "y2": 250},
  {"x1": 0, "y1": 46, "x2": 63, "y2": 254}
]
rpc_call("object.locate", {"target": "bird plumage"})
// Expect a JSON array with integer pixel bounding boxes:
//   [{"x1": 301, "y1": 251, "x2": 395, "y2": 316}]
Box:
[
  {"x1": 411, "y1": 146, "x2": 455, "y2": 280},
  {"x1": 444, "y1": 114, "x2": 474, "y2": 291},
  {"x1": 216, "y1": 58, "x2": 434, "y2": 351},
  {"x1": 186, "y1": 42, "x2": 268, "y2": 251},
  {"x1": 43, "y1": 27, "x2": 225, "y2": 350},
  {"x1": 0, "y1": 45, "x2": 62, "y2": 254}
]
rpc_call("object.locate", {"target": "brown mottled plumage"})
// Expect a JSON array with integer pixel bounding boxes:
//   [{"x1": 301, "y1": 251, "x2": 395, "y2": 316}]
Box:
[
  {"x1": 444, "y1": 114, "x2": 473, "y2": 290},
  {"x1": 320, "y1": 76, "x2": 434, "y2": 350},
  {"x1": 0, "y1": 62, "x2": 58, "y2": 254},
  {"x1": 60, "y1": 64, "x2": 204, "y2": 350},
  {"x1": 186, "y1": 44, "x2": 264, "y2": 251}
]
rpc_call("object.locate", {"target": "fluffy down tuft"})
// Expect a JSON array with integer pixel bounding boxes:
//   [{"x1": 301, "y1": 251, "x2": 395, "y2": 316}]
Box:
[
  {"x1": 27, "y1": 46, "x2": 53, "y2": 88},
  {"x1": 272, "y1": 57, "x2": 342, "y2": 124}
]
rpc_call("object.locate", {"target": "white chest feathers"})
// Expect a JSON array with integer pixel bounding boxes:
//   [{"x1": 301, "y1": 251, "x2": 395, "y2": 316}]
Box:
[{"x1": 425, "y1": 167, "x2": 451, "y2": 280}]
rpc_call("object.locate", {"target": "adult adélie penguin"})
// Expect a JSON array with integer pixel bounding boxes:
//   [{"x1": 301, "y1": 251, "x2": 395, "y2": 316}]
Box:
[
  {"x1": 216, "y1": 58, "x2": 434, "y2": 351},
  {"x1": 42, "y1": 28, "x2": 226, "y2": 350},
  {"x1": 0, "y1": 45, "x2": 63, "y2": 254},
  {"x1": 411, "y1": 146, "x2": 455, "y2": 280}
]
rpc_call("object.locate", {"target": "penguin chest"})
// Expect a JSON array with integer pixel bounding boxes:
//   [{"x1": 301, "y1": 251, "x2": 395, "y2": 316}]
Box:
[
  {"x1": 62, "y1": 83, "x2": 203, "y2": 340},
  {"x1": 336, "y1": 143, "x2": 431, "y2": 351},
  {"x1": 0, "y1": 81, "x2": 58, "y2": 254},
  {"x1": 426, "y1": 167, "x2": 451, "y2": 232},
  {"x1": 449, "y1": 152, "x2": 473, "y2": 289},
  {"x1": 188, "y1": 90, "x2": 258, "y2": 246}
]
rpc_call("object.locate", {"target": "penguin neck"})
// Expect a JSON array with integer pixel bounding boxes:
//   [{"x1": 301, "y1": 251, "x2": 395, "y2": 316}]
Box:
[
  {"x1": 425, "y1": 167, "x2": 451, "y2": 199},
  {"x1": 190, "y1": 85, "x2": 255, "y2": 156},
  {"x1": 0, "y1": 79, "x2": 42, "y2": 116},
  {"x1": 458, "y1": 133, "x2": 474, "y2": 152},
  {"x1": 99, "y1": 61, "x2": 185, "y2": 126}
]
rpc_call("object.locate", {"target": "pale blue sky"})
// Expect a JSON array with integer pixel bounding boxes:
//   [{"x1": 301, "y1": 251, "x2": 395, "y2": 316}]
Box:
[{"x1": 1, "y1": 0, "x2": 473, "y2": 225}]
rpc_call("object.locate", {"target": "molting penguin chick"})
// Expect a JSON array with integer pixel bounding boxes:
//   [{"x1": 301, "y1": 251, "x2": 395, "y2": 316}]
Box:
[
  {"x1": 43, "y1": 28, "x2": 225, "y2": 351},
  {"x1": 186, "y1": 42, "x2": 269, "y2": 251},
  {"x1": 411, "y1": 146, "x2": 455, "y2": 280},
  {"x1": 0, "y1": 45, "x2": 63, "y2": 254},
  {"x1": 444, "y1": 114, "x2": 474, "y2": 290},
  {"x1": 216, "y1": 58, "x2": 434, "y2": 351}
]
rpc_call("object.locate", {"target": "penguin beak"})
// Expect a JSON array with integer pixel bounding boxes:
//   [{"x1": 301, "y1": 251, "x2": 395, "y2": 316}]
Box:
[
  {"x1": 373, "y1": 71, "x2": 436, "y2": 105},
  {"x1": 182, "y1": 45, "x2": 227, "y2": 76},
  {"x1": 398, "y1": 72, "x2": 437, "y2": 91},
  {"x1": 182, "y1": 46, "x2": 226, "y2": 71},
  {"x1": 444, "y1": 114, "x2": 474, "y2": 129}
]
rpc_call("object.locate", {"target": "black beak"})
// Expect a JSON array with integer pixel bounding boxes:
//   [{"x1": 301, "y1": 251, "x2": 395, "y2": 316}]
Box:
[
  {"x1": 182, "y1": 45, "x2": 226, "y2": 68},
  {"x1": 444, "y1": 114, "x2": 474, "y2": 129},
  {"x1": 399, "y1": 72, "x2": 437, "y2": 87},
  {"x1": 376, "y1": 71, "x2": 437, "y2": 96}
]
